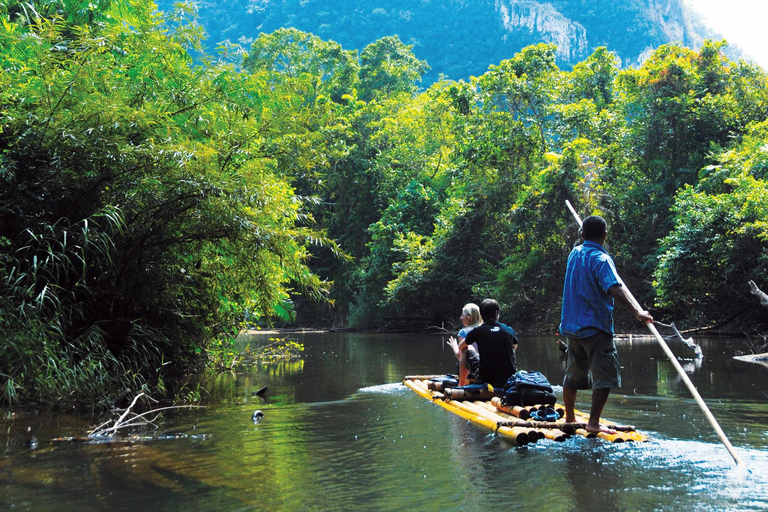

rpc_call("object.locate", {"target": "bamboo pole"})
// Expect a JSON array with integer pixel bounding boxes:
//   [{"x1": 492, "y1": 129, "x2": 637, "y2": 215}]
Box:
[
  {"x1": 405, "y1": 379, "x2": 532, "y2": 445},
  {"x1": 450, "y1": 400, "x2": 530, "y2": 445},
  {"x1": 490, "y1": 396, "x2": 530, "y2": 420},
  {"x1": 404, "y1": 374, "x2": 452, "y2": 381},
  {"x1": 565, "y1": 200, "x2": 743, "y2": 465},
  {"x1": 443, "y1": 387, "x2": 496, "y2": 401},
  {"x1": 471, "y1": 400, "x2": 543, "y2": 442}
]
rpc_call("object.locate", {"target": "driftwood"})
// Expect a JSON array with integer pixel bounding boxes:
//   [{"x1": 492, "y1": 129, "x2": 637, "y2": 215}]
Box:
[
  {"x1": 655, "y1": 321, "x2": 703, "y2": 358},
  {"x1": 90, "y1": 393, "x2": 205, "y2": 437},
  {"x1": 734, "y1": 352, "x2": 768, "y2": 368},
  {"x1": 50, "y1": 393, "x2": 205, "y2": 444},
  {"x1": 748, "y1": 280, "x2": 768, "y2": 308},
  {"x1": 425, "y1": 325, "x2": 452, "y2": 334}
]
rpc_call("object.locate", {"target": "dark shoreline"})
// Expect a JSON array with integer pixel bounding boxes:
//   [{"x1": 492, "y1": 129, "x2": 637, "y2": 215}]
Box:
[{"x1": 241, "y1": 327, "x2": 757, "y2": 337}]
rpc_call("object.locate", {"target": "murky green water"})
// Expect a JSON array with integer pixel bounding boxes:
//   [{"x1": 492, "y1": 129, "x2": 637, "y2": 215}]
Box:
[{"x1": 2, "y1": 332, "x2": 767, "y2": 511}]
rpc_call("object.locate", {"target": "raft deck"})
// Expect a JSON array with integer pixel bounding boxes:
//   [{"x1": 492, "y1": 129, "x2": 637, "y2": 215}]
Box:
[{"x1": 404, "y1": 375, "x2": 647, "y2": 446}]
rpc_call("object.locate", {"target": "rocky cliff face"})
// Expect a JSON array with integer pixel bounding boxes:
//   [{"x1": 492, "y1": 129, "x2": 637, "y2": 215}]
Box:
[
  {"x1": 628, "y1": 0, "x2": 689, "y2": 66},
  {"x1": 493, "y1": 0, "x2": 709, "y2": 67},
  {"x1": 495, "y1": 1, "x2": 588, "y2": 62},
  {"x1": 646, "y1": 0, "x2": 685, "y2": 41}
]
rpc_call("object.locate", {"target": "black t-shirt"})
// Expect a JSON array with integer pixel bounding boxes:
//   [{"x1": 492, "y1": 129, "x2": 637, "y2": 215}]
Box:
[{"x1": 464, "y1": 321, "x2": 518, "y2": 388}]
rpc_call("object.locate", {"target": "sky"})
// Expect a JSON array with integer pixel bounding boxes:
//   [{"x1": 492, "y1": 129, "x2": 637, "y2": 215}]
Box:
[{"x1": 684, "y1": 0, "x2": 768, "y2": 69}]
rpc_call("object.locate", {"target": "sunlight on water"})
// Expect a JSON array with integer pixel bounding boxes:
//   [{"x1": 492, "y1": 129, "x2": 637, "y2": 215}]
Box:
[
  {"x1": 2, "y1": 332, "x2": 767, "y2": 511},
  {"x1": 629, "y1": 438, "x2": 768, "y2": 507}
]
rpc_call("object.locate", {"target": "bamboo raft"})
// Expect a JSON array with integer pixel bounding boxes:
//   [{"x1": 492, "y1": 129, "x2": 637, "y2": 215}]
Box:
[{"x1": 404, "y1": 375, "x2": 647, "y2": 446}]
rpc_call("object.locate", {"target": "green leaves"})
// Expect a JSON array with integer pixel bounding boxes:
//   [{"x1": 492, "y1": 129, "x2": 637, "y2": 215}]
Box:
[
  {"x1": 0, "y1": 0, "x2": 342, "y2": 406},
  {"x1": 654, "y1": 123, "x2": 768, "y2": 324},
  {"x1": 4, "y1": 4, "x2": 768, "y2": 407},
  {"x1": 244, "y1": 28, "x2": 360, "y2": 104},
  {"x1": 358, "y1": 36, "x2": 430, "y2": 102}
]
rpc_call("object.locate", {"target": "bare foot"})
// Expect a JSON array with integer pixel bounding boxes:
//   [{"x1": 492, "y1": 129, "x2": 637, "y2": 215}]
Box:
[{"x1": 586, "y1": 424, "x2": 617, "y2": 435}]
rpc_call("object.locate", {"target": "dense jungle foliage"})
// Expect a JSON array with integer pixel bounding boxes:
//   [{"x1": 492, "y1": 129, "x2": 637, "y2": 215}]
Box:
[{"x1": 1, "y1": 0, "x2": 768, "y2": 406}]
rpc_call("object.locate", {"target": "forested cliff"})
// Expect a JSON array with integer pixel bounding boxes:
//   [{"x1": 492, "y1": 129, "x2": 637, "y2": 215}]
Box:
[
  {"x1": 1, "y1": 0, "x2": 767, "y2": 405},
  {"x1": 154, "y1": 0, "x2": 728, "y2": 82}
]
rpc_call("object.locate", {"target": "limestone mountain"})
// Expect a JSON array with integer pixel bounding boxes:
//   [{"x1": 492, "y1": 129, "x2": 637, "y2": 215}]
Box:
[{"x1": 159, "y1": 0, "x2": 732, "y2": 82}]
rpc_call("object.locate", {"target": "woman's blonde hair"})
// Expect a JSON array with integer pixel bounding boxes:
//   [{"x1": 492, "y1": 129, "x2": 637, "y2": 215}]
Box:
[{"x1": 462, "y1": 303, "x2": 482, "y2": 327}]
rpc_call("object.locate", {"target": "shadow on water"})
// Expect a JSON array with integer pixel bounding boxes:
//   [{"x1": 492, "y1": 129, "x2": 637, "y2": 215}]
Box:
[{"x1": 2, "y1": 332, "x2": 768, "y2": 511}]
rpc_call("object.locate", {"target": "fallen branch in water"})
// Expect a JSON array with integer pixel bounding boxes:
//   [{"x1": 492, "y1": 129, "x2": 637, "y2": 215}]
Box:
[
  {"x1": 655, "y1": 321, "x2": 703, "y2": 358},
  {"x1": 89, "y1": 393, "x2": 205, "y2": 438}
]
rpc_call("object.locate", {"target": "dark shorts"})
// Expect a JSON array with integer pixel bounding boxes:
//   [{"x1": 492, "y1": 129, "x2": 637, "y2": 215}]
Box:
[
  {"x1": 563, "y1": 331, "x2": 620, "y2": 390},
  {"x1": 456, "y1": 348, "x2": 481, "y2": 382},
  {"x1": 466, "y1": 348, "x2": 480, "y2": 382}
]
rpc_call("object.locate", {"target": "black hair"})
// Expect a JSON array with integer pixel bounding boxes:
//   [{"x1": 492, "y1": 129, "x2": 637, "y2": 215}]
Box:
[
  {"x1": 479, "y1": 298, "x2": 500, "y2": 322},
  {"x1": 581, "y1": 215, "x2": 607, "y2": 241}
]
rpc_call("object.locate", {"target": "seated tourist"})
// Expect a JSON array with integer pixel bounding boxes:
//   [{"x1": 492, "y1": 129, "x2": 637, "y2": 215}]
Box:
[
  {"x1": 447, "y1": 303, "x2": 482, "y2": 386},
  {"x1": 460, "y1": 299, "x2": 518, "y2": 389}
]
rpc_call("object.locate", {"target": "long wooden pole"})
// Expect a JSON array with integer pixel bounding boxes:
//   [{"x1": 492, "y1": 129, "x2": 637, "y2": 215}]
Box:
[{"x1": 565, "y1": 200, "x2": 743, "y2": 466}]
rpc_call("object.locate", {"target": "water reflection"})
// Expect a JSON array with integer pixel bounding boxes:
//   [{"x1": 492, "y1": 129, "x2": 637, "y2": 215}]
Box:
[
  {"x1": 680, "y1": 357, "x2": 704, "y2": 374},
  {"x1": 562, "y1": 449, "x2": 624, "y2": 511},
  {"x1": 1, "y1": 332, "x2": 767, "y2": 511}
]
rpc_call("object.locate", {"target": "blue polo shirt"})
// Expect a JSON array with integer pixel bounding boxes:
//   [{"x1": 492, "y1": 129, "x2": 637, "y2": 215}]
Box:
[{"x1": 559, "y1": 240, "x2": 623, "y2": 338}]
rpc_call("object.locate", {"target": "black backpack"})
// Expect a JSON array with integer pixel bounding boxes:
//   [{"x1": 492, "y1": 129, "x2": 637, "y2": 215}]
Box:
[{"x1": 501, "y1": 370, "x2": 557, "y2": 407}]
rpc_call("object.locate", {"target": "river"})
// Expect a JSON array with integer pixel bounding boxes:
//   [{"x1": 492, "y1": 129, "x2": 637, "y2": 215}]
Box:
[{"x1": 2, "y1": 331, "x2": 767, "y2": 511}]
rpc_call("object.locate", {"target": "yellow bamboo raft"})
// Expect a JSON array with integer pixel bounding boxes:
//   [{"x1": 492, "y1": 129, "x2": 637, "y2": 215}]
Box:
[{"x1": 403, "y1": 375, "x2": 647, "y2": 446}]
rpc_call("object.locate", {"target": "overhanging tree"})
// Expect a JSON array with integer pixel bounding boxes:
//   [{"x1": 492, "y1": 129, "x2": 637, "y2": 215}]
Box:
[{"x1": 0, "y1": 0, "x2": 340, "y2": 405}]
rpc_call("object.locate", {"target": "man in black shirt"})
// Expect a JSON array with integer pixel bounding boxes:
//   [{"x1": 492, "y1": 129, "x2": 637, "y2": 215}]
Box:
[{"x1": 460, "y1": 299, "x2": 518, "y2": 388}]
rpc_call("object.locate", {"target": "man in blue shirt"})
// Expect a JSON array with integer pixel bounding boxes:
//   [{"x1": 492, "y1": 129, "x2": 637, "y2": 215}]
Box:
[
  {"x1": 560, "y1": 215, "x2": 653, "y2": 434},
  {"x1": 461, "y1": 299, "x2": 518, "y2": 388}
]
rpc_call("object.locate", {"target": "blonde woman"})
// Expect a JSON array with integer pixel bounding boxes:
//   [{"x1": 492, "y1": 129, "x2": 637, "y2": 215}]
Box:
[{"x1": 447, "y1": 303, "x2": 482, "y2": 386}]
